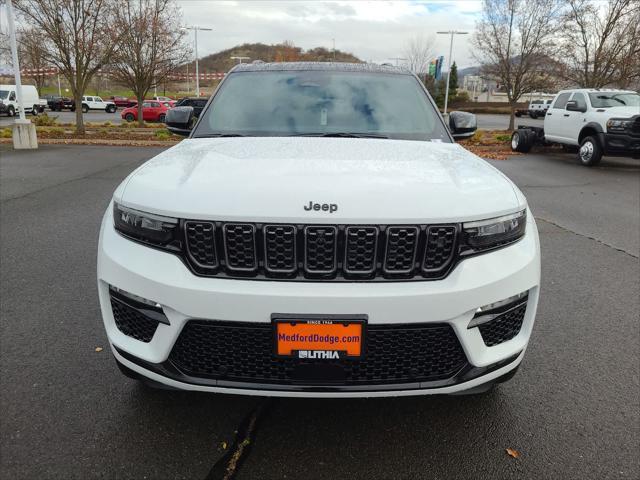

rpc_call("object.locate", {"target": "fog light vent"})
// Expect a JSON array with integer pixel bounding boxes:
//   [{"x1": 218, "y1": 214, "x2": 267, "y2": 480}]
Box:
[{"x1": 109, "y1": 287, "x2": 168, "y2": 343}]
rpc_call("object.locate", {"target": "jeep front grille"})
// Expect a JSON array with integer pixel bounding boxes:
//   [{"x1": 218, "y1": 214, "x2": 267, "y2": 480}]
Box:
[{"x1": 182, "y1": 221, "x2": 459, "y2": 281}]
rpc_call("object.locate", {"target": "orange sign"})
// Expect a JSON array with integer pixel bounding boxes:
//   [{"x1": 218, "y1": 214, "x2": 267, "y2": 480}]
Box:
[{"x1": 276, "y1": 321, "x2": 363, "y2": 358}]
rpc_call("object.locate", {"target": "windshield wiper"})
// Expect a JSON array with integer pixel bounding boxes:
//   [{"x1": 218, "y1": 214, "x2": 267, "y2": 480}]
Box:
[
  {"x1": 194, "y1": 133, "x2": 247, "y2": 138},
  {"x1": 289, "y1": 132, "x2": 389, "y2": 139}
]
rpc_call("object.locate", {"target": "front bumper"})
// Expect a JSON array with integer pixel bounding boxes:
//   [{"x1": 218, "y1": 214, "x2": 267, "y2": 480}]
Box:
[
  {"x1": 601, "y1": 132, "x2": 640, "y2": 157},
  {"x1": 97, "y1": 206, "x2": 541, "y2": 397}
]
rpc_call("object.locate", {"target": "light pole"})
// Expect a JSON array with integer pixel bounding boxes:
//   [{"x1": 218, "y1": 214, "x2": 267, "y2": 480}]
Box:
[
  {"x1": 388, "y1": 57, "x2": 407, "y2": 67},
  {"x1": 5, "y1": 0, "x2": 37, "y2": 148},
  {"x1": 231, "y1": 56, "x2": 250, "y2": 64},
  {"x1": 182, "y1": 26, "x2": 213, "y2": 96},
  {"x1": 436, "y1": 30, "x2": 468, "y2": 117}
]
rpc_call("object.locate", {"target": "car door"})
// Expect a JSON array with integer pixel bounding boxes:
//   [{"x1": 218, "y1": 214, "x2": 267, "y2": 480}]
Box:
[
  {"x1": 142, "y1": 102, "x2": 157, "y2": 121},
  {"x1": 545, "y1": 92, "x2": 571, "y2": 143},
  {"x1": 84, "y1": 96, "x2": 93, "y2": 109},
  {"x1": 94, "y1": 97, "x2": 104, "y2": 109},
  {"x1": 565, "y1": 92, "x2": 588, "y2": 144}
]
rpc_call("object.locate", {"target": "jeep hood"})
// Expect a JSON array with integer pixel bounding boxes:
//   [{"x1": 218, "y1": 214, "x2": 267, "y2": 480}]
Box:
[{"x1": 118, "y1": 137, "x2": 524, "y2": 223}]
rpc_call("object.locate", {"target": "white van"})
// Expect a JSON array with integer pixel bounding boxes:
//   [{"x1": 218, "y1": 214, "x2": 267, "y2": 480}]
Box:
[{"x1": 0, "y1": 84, "x2": 43, "y2": 116}]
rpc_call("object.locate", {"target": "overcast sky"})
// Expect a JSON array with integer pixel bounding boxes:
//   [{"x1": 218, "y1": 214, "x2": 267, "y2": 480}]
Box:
[{"x1": 178, "y1": 0, "x2": 482, "y2": 69}]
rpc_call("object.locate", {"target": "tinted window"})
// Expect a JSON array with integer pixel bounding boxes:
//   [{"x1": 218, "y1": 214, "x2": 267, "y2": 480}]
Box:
[
  {"x1": 95, "y1": 97, "x2": 103, "y2": 102},
  {"x1": 553, "y1": 93, "x2": 571, "y2": 109},
  {"x1": 0, "y1": 90, "x2": 9, "y2": 100},
  {"x1": 195, "y1": 70, "x2": 449, "y2": 141},
  {"x1": 86, "y1": 97, "x2": 93, "y2": 102},
  {"x1": 142, "y1": 102, "x2": 151, "y2": 108},
  {"x1": 588, "y1": 92, "x2": 640, "y2": 108},
  {"x1": 151, "y1": 102, "x2": 160, "y2": 107},
  {"x1": 571, "y1": 93, "x2": 587, "y2": 110}
]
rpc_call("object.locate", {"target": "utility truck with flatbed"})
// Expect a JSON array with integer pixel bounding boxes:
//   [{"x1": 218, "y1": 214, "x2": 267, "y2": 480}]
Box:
[{"x1": 511, "y1": 88, "x2": 640, "y2": 166}]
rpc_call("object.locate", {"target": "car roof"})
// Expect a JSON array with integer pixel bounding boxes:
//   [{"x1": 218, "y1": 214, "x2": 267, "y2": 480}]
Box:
[
  {"x1": 230, "y1": 61, "x2": 411, "y2": 75},
  {"x1": 557, "y1": 88, "x2": 637, "y2": 94}
]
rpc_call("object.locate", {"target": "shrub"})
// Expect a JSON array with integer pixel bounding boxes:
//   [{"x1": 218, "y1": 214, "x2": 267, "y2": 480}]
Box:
[
  {"x1": 154, "y1": 129, "x2": 171, "y2": 140},
  {"x1": 102, "y1": 121, "x2": 112, "y2": 127},
  {"x1": 494, "y1": 134, "x2": 511, "y2": 142},
  {"x1": 32, "y1": 113, "x2": 58, "y2": 126},
  {"x1": 469, "y1": 130, "x2": 484, "y2": 143},
  {"x1": 48, "y1": 127, "x2": 64, "y2": 136},
  {"x1": 1, "y1": 128, "x2": 12, "y2": 138}
]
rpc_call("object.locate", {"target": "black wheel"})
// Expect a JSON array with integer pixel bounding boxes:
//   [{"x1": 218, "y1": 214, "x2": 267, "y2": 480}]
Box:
[
  {"x1": 106, "y1": 105, "x2": 116, "y2": 113},
  {"x1": 70, "y1": 105, "x2": 75, "y2": 112},
  {"x1": 81, "y1": 104, "x2": 89, "y2": 113},
  {"x1": 529, "y1": 111, "x2": 537, "y2": 119},
  {"x1": 578, "y1": 136, "x2": 603, "y2": 166},
  {"x1": 124, "y1": 113, "x2": 135, "y2": 122},
  {"x1": 7, "y1": 105, "x2": 15, "y2": 117},
  {"x1": 158, "y1": 114, "x2": 166, "y2": 123},
  {"x1": 511, "y1": 130, "x2": 533, "y2": 153},
  {"x1": 32, "y1": 105, "x2": 39, "y2": 115}
]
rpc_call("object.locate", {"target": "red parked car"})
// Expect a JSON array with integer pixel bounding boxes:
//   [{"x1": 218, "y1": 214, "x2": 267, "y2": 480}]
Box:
[
  {"x1": 121, "y1": 100, "x2": 170, "y2": 122},
  {"x1": 110, "y1": 96, "x2": 136, "y2": 108}
]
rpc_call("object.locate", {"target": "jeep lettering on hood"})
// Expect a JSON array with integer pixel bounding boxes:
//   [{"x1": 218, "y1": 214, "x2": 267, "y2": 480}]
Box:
[{"x1": 304, "y1": 201, "x2": 338, "y2": 213}]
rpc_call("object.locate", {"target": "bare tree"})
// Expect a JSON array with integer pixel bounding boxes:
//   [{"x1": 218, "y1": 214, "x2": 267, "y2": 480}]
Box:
[
  {"x1": 558, "y1": 0, "x2": 640, "y2": 88},
  {"x1": 403, "y1": 34, "x2": 435, "y2": 76},
  {"x1": 17, "y1": 28, "x2": 50, "y2": 92},
  {"x1": 110, "y1": 0, "x2": 189, "y2": 126},
  {"x1": 15, "y1": 0, "x2": 120, "y2": 133},
  {"x1": 473, "y1": 0, "x2": 559, "y2": 130}
]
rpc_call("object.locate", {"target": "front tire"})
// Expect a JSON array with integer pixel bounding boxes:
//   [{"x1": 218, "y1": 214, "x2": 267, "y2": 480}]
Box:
[
  {"x1": 106, "y1": 105, "x2": 116, "y2": 113},
  {"x1": 529, "y1": 111, "x2": 537, "y2": 119},
  {"x1": 511, "y1": 129, "x2": 533, "y2": 153},
  {"x1": 578, "y1": 136, "x2": 603, "y2": 166},
  {"x1": 124, "y1": 113, "x2": 135, "y2": 122},
  {"x1": 81, "y1": 104, "x2": 89, "y2": 113},
  {"x1": 32, "y1": 105, "x2": 39, "y2": 115},
  {"x1": 7, "y1": 105, "x2": 15, "y2": 117}
]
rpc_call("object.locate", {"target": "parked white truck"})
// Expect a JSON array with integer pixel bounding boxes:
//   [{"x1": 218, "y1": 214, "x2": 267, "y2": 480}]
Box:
[{"x1": 511, "y1": 88, "x2": 640, "y2": 166}]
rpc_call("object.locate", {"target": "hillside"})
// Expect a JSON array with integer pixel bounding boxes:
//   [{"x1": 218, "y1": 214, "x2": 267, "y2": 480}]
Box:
[{"x1": 185, "y1": 42, "x2": 362, "y2": 72}]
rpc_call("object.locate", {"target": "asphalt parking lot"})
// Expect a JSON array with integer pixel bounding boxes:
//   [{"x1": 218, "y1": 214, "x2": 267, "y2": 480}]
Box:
[
  {"x1": 1, "y1": 144, "x2": 638, "y2": 479},
  {"x1": 0, "y1": 111, "x2": 542, "y2": 130}
]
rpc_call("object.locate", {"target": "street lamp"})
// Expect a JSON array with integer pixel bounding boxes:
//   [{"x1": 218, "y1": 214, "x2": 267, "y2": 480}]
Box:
[
  {"x1": 5, "y1": 0, "x2": 37, "y2": 148},
  {"x1": 182, "y1": 25, "x2": 213, "y2": 96},
  {"x1": 436, "y1": 30, "x2": 468, "y2": 117},
  {"x1": 388, "y1": 57, "x2": 407, "y2": 67},
  {"x1": 231, "y1": 56, "x2": 250, "y2": 64}
]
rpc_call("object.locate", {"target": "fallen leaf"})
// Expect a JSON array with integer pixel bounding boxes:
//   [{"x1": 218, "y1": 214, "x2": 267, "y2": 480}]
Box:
[
  {"x1": 95, "y1": 347, "x2": 103, "y2": 352},
  {"x1": 221, "y1": 441, "x2": 227, "y2": 450},
  {"x1": 506, "y1": 448, "x2": 520, "y2": 459}
]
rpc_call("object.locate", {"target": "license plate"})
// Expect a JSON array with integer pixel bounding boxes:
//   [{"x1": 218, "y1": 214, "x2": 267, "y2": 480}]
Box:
[{"x1": 274, "y1": 318, "x2": 365, "y2": 360}]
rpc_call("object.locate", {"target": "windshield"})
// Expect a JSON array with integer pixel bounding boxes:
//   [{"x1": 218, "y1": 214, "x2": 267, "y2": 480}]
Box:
[
  {"x1": 589, "y1": 92, "x2": 640, "y2": 108},
  {"x1": 0, "y1": 90, "x2": 8, "y2": 100},
  {"x1": 194, "y1": 70, "x2": 450, "y2": 142}
]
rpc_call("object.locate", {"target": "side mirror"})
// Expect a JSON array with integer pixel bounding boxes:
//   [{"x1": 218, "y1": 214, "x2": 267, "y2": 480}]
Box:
[
  {"x1": 566, "y1": 100, "x2": 586, "y2": 113},
  {"x1": 165, "y1": 106, "x2": 195, "y2": 136},
  {"x1": 449, "y1": 111, "x2": 477, "y2": 140}
]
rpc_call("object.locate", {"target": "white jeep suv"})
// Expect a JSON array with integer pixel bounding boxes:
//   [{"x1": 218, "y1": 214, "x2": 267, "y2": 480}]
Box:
[
  {"x1": 97, "y1": 62, "x2": 540, "y2": 397},
  {"x1": 72, "y1": 95, "x2": 117, "y2": 113}
]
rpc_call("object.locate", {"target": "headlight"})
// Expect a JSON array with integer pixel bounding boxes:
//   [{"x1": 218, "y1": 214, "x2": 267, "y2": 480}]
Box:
[
  {"x1": 462, "y1": 210, "x2": 526, "y2": 252},
  {"x1": 606, "y1": 118, "x2": 633, "y2": 132},
  {"x1": 113, "y1": 202, "x2": 180, "y2": 249}
]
